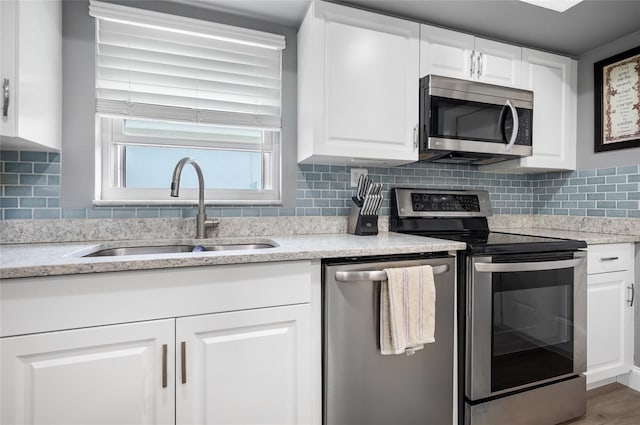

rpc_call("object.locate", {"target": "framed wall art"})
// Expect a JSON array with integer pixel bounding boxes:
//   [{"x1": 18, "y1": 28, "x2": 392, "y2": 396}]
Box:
[{"x1": 594, "y1": 45, "x2": 640, "y2": 152}]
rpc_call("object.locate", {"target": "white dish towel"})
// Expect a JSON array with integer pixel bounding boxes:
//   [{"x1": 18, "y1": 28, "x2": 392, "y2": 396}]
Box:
[{"x1": 380, "y1": 265, "x2": 436, "y2": 355}]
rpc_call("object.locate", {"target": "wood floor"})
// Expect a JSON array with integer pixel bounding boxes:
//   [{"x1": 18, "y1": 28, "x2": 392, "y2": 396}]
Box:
[{"x1": 561, "y1": 383, "x2": 640, "y2": 425}]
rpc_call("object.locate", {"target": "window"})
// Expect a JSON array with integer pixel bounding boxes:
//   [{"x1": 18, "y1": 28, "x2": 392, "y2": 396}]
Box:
[{"x1": 89, "y1": 1, "x2": 285, "y2": 204}]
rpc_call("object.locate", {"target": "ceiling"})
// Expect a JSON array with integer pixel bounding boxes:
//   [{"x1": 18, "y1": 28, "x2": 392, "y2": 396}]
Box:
[{"x1": 183, "y1": 0, "x2": 640, "y2": 57}]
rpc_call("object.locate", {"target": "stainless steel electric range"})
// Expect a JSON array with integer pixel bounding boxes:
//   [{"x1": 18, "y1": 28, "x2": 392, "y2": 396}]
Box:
[{"x1": 390, "y1": 187, "x2": 588, "y2": 425}]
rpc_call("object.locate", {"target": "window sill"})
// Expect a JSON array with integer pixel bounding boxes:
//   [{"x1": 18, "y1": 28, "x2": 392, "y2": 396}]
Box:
[{"x1": 92, "y1": 199, "x2": 283, "y2": 207}]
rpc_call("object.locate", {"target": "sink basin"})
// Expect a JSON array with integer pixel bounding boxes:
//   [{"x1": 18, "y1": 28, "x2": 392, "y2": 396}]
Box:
[{"x1": 83, "y1": 242, "x2": 277, "y2": 257}]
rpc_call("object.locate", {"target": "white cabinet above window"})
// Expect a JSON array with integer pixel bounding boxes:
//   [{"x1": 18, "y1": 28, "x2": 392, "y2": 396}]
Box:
[
  {"x1": 420, "y1": 24, "x2": 522, "y2": 88},
  {"x1": 297, "y1": 0, "x2": 420, "y2": 166},
  {"x1": 0, "y1": 0, "x2": 61, "y2": 152}
]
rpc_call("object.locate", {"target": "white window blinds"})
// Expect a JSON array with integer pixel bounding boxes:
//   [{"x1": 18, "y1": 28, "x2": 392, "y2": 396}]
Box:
[{"x1": 88, "y1": 1, "x2": 285, "y2": 129}]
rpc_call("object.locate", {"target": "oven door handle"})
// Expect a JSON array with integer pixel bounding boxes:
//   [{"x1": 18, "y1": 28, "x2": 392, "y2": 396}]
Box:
[
  {"x1": 474, "y1": 258, "x2": 583, "y2": 273},
  {"x1": 335, "y1": 264, "x2": 449, "y2": 282}
]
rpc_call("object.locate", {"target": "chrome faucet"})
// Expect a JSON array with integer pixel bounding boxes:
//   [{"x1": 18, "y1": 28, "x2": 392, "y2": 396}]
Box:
[{"x1": 170, "y1": 157, "x2": 217, "y2": 239}]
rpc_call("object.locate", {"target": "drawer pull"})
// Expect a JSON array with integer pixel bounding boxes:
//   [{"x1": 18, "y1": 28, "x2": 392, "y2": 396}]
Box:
[{"x1": 600, "y1": 256, "x2": 619, "y2": 261}]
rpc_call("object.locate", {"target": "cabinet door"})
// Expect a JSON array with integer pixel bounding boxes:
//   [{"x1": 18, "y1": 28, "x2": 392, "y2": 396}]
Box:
[
  {"x1": 0, "y1": 0, "x2": 17, "y2": 138},
  {"x1": 0, "y1": 0, "x2": 61, "y2": 151},
  {"x1": 586, "y1": 270, "x2": 634, "y2": 385},
  {"x1": 419, "y1": 24, "x2": 474, "y2": 79},
  {"x1": 475, "y1": 37, "x2": 522, "y2": 87},
  {"x1": 519, "y1": 48, "x2": 577, "y2": 170},
  {"x1": 479, "y1": 48, "x2": 577, "y2": 173},
  {"x1": 0, "y1": 319, "x2": 175, "y2": 425},
  {"x1": 299, "y1": 1, "x2": 419, "y2": 165},
  {"x1": 419, "y1": 26, "x2": 521, "y2": 87},
  {"x1": 176, "y1": 304, "x2": 312, "y2": 425}
]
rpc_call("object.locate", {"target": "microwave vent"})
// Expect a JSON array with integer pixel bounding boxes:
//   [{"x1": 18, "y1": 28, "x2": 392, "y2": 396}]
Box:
[{"x1": 419, "y1": 151, "x2": 515, "y2": 166}]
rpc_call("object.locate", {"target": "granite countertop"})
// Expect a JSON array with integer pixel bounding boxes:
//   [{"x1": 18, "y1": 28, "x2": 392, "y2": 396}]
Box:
[
  {"x1": 0, "y1": 233, "x2": 465, "y2": 279},
  {"x1": 492, "y1": 227, "x2": 640, "y2": 244},
  {"x1": 2, "y1": 215, "x2": 638, "y2": 280}
]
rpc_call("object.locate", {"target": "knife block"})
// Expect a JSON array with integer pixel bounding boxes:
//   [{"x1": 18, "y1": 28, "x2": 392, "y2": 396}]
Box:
[{"x1": 347, "y1": 198, "x2": 378, "y2": 236}]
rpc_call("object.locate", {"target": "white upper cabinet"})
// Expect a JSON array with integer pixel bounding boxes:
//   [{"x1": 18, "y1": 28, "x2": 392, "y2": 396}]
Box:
[
  {"x1": 420, "y1": 24, "x2": 522, "y2": 87},
  {"x1": 474, "y1": 37, "x2": 522, "y2": 87},
  {"x1": 419, "y1": 25, "x2": 473, "y2": 80},
  {"x1": 0, "y1": 0, "x2": 62, "y2": 151},
  {"x1": 520, "y1": 49, "x2": 577, "y2": 170},
  {"x1": 481, "y1": 49, "x2": 577, "y2": 173},
  {"x1": 297, "y1": 0, "x2": 420, "y2": 166}
]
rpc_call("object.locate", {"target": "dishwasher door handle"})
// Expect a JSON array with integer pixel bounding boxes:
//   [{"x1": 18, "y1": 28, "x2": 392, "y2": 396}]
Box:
[{"x1": 335, "y1": 264, "x2": 449, "y2": 282}]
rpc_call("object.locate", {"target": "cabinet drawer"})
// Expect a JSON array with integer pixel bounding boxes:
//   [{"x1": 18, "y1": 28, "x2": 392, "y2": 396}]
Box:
[
  {"x1": 587, "y1": 243, "x2": 634, "y2": 275},
  {"x1": 1, "y1": 261, "x2": 315, "y2": 337}
]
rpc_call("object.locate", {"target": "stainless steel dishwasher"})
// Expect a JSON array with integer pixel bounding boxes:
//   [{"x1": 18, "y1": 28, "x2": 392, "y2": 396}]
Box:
[{"x1": 323, "y1": 253, "x2": 456, "y2": 425}]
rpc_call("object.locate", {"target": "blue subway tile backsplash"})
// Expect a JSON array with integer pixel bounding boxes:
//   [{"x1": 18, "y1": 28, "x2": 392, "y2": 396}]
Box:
[
  {"x1": 529, "y1": 164, "x2": 639, "y2": 217},
  {"x1": 1, "y1": 150, "x2": 639, "y2": 220}
]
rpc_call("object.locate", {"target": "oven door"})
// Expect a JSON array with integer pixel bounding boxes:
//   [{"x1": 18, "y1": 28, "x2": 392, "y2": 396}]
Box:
[{"x1": 466, "y1": 251, "x2": 586, "y2": 401}]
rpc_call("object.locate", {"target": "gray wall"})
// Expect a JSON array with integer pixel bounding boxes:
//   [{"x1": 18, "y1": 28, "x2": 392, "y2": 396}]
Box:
[
  {"x1": 576, "y1": 30, "x2": 640, "y2": 170},
  {"x1": 61, "y1": 1, "x2": 95, "y2": 208},
  {"x1": 636, "y1": 245, "x2": 640, "y2": 367},
  {"x1": 60, "y1": 0, "x2": 297, "y2": 208},
  {"x1": 576, "y1": 30, "x2": 640, "y2": 368}
]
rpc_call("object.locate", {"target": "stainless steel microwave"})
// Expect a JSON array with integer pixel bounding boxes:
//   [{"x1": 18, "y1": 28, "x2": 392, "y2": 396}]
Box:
[{"x1": 419, "y1": 75, "x2": 534, "y2": 165}]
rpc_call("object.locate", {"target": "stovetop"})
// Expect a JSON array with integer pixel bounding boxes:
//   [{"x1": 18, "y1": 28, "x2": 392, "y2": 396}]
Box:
[
  {"x1": 407, "y1": 230, "x2": 587, "y2": 254},
  {"x1": 390, "y1": 187, "x2": 587, "y2": 255}
]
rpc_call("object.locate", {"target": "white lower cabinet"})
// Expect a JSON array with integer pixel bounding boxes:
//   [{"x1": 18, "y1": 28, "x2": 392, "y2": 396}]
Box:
[
  {"x1": 176, "y1": 305, "x2": 311, "y2": 424},
  {"x1": 585, "y1": 243, "x2": 635, "y2": 386},
  {"x1": 1, "y1": 320, "x2": 175, "y2": 425},
  {"x1": 0, "y1": 261, "x2": 319, "y2": 425}
]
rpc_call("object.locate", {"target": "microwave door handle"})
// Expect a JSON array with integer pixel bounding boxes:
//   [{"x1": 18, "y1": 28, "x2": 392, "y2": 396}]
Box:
[
  {"x1": 499, "y1": 102, "x2": 508, "y2": 143},
  {"x1": 504, "y1": 99, "x2": 519, "y2": 152}
]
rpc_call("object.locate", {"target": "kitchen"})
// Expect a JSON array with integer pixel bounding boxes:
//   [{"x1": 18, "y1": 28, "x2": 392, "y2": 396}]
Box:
[{"x1": 1, "y1": 0, "x2": 640, "y2": 424}]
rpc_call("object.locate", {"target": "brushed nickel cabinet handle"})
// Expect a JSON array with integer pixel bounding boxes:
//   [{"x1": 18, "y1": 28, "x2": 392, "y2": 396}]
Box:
[
  {"x1": 600, "y1": 256, "x2": 619, "y2": 261},
  {"x1": 181, "y1": 341, "x2": 187, "y2": 384},
  {"x1": 469, "y1": 51, "x2": 475, "y2": 77},
  {"x1": 2, "y1": 79, "x2": 9, "y2": 118},
  {"x1": 628, "y1": 283, "x2": 635, "y2": 307},
  {"x1": 161, "y1": 344, "x2": 168, "y2": 388}
]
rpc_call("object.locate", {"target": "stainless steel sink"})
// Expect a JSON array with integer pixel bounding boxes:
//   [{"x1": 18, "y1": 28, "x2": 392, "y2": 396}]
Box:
[{"x1": 84, "y1": 242, "x2": 277, "y2": 257}]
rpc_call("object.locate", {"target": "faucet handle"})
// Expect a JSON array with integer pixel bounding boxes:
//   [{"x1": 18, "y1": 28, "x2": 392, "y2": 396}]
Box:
[
  {"x1": 204, "y1": 218, "x2": 219, "y2": 235},
  {"x1": 195, "y1": 214, "x2": 219, "y2": 239}
]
